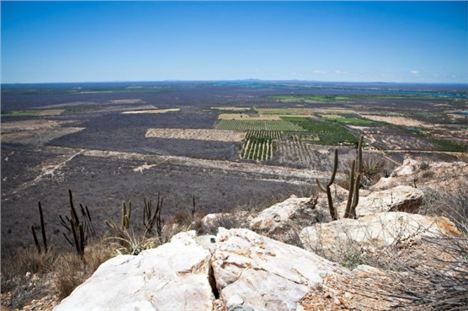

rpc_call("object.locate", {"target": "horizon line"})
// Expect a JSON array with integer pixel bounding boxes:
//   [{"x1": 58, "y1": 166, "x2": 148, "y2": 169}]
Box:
[{"x1": 3, "y1": 79, "x2": 468, "y2": 85}]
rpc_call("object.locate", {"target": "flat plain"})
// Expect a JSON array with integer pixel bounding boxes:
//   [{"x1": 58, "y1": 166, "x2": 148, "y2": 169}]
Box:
[{"x1": 1, "y1": 81, "x2": 467, "y2": 253}]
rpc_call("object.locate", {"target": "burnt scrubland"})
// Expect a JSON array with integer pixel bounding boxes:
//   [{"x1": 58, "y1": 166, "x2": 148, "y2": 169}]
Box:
[{"x1": 1, "y1": 81, "x2": 467, "y2": 309}]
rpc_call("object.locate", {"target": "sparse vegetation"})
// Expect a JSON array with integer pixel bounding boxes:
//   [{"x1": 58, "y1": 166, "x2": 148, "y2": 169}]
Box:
[{"x1": 1, "y1": 108, "x2": 64, "y2": 117}]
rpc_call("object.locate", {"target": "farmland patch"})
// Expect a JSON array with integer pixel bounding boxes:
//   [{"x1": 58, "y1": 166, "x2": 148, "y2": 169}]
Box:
[
  {"x1": 282, "y1": 116, "x2": 357, "y2": 145},
  {"x1": 121, "y1": 108, "x2": 180, "y2": 114},
  {"x1": 211, "y1": 106, "x2": 251, "y2": 112},
  {"x1": 216, "y1": 119, "x2": 304, "y2": 131},
  {"x1": 240, "y1": 130, "x2": 281, "y2": 161},
  {"x1": 145, "y1": 128, "x2": 245, "y2": 142},
  {"x1": 218, "y1": 113, "x2": 281, "y2": 120},
  {"x1": 360, "y1": 114, "x2": 430, "y2": 127},
  {"x1": 320, "y1": 114, "x2": 377, "y2": 126}
]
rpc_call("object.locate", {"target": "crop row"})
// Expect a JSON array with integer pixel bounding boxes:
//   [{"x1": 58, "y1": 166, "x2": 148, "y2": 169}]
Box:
[
  {"x1": 216, "y1": 120, "x2": 304, "y2": 132},
  {"x1": 240, "y1": 130, "x2": 282, "y2": 161},
  {"x1": 240, "y1": 137, "x2": 275, "y2": 161},
  {"x1": 245, "y1": 130, "x2": 282, "y2": 140}
]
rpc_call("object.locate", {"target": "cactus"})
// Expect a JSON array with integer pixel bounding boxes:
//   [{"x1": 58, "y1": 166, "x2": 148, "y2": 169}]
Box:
[
  {"x1": 121, "y1": 201, "x2": 132, "y2": 230},
  {"x1": 191, "y1": 195, "x2": 197, "y2": 220},
  {"x1": 143, "y1": 193, "x2": 164, "y2": 240},
  {"x1": 59, "y1": 189, "x2": 92, "y2": 258},
  {"x1": 316, "y1": 149, "x2": 339, "y2": 220},
  {"x1": 31, "y1": 201, "x2": 48, "y2": 253},
  {"x1": 315, "y1": 136, "x2": 364, "y2": 220},
  {"x1": 344, "y1": 136, "x2": 363, "y2": 219}
]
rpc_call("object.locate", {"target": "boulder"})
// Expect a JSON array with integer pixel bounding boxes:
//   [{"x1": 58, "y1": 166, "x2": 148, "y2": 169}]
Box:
[
  {"x1": 300, "y1": 212, "x2": 460, "y2": 254},
  {"x1": 54, "y1": 231, "x2": 214, "y2": 311},
  {"x1": 249, "y1": 195, "x2": 331, "y2": 244},
  {"x1": 212, "y1": 228, "x2": 347, "y2": 311},
  {"x1": 337, "y1": 185, "x2": 424, "y2": 217}
]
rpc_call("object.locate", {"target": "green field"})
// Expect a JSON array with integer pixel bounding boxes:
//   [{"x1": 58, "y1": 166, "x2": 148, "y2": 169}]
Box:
[
  {"x1": 282, "y1": 116, "x2": 357, "y2": 145},
  {"x1": 216, "y1": 119, "x2": 305, "y2": 131}
]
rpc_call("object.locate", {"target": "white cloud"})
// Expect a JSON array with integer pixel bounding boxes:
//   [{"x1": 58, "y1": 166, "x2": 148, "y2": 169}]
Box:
[
  {"x1": 410, "y1": 70, "x2": 420, "y2": 75},
  {"x1": 335, "y1": 69, "x2": 348, "y2": 75}
]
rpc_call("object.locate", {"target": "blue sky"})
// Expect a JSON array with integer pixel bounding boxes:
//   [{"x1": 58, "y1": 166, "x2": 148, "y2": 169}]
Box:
[{"x1": 2, "y1": 1, "x2": 467, "y2": 83}]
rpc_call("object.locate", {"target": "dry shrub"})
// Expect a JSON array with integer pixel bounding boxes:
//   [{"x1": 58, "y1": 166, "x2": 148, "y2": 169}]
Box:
[
  {"x1": 106, "y1": 229, "x2": 160, "y2": 255},
  {"x1": 361, "y1": 156, "x2": 386, "y2": 185},
  {"x1": 1, "y1": 247, "x2": 55, "y2": 282},
  {"x1": 54, "y1": 242, "x2": 113, "y2": 299},
  {"x1": 54, "y1": 253, "x2": 86, "y2": 299},
  {"x1": 311, "y1": 223, "x2": 468, "y2": 309},
  {"x1": 1, "y1": 248, "x2": 56, "y2": 308},
  {"x1": 170, "y1": 209, "x2": 195, "y2": 228},
  {"x1": 419, "y1": 188, "x2": 467, "y2": 233},
  {"x1": 360, "y1": 236, "x2": 468, "y2": 310}
]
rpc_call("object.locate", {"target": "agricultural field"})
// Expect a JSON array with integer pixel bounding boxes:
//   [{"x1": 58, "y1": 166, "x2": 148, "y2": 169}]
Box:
[
  {"x1": 216, "y1": 119, "x2": 305, "y2": 131},
  {"x1": 218, "y1": 113, "x2": 281, "y2": 120},
  {"x1": 210, "y1": 106, "x2": 252, "y2": 112},
  {"x1": 282, "y1": 116, "x2": 358, "y2": 145},
  {"x1": 240, "y1": 130, "x2": 280, "y2": 161},
  {"x1": 121, "y1": 108, "x2": 180, "y2": 114},
  {"x1": 255, "y1": 107, "x2": 314, "y2": 115},
  {"x1": 145, "y1": 128, "x2": 245, "y2": 142}
]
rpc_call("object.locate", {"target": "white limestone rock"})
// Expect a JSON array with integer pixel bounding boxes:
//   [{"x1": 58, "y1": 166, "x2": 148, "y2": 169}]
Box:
[
  {"x1": 54, "y1": 231, "x2": 214, "y2": 311},
  {"x1": 300, "y1": 212, "x2": 461, "y2": 254},
  {"x1": 212, "y1": 228, "x2": 347, "y2": 311},
  {"x1": 249, "y1": 195, "x2": 331, "y2": 243},
  {"x1": 337, "y1": 185, "x2": 424, "y2": 217}
]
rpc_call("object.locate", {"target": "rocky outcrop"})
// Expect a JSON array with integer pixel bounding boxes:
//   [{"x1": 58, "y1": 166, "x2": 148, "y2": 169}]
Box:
[
  {"x1": 249, "y1": 195, "x2": 331, "y2": 244},
  {"x1": 300, "y1": 212, "x2": 460, "y2": 254},
  {"x1": 55, "y1": 228, "x2": 348, "y2": 311},
  {"x1": 212, "y1": 228, "x2": 347, "y2": 311},
  {"x1": 372, "y1": 158, "x2": 467, "y2": 193},
  {"x1": 337, "y1": 185, "x2": 424, "y2": 217},
  {"x1": 54, "y1": 231, "x2": 214, "y2": 311}
]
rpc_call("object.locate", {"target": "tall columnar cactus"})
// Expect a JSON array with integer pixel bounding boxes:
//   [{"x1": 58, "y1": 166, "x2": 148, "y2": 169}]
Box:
[
  {"x1": 59, "y1": 189, "x2": 92, "y2": 258},
  {"x1": 31, "y1": 201, "x2": 48, "y2": 253},
  {"x1": 143, "y1": 193, "x2": 164, "y2": 240},
  {"x1": 316, "y1": 149, "x2": 339, "y2": 220},
  {"x1": 121, "y1": 201, "x2": 132, "y2": 230},
  {"x1": 191, "y1": 195, "x2": 197, "y2": 220},
  {"x1": 344, "y1": 136, "x2": 363, "y2": 219}
]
